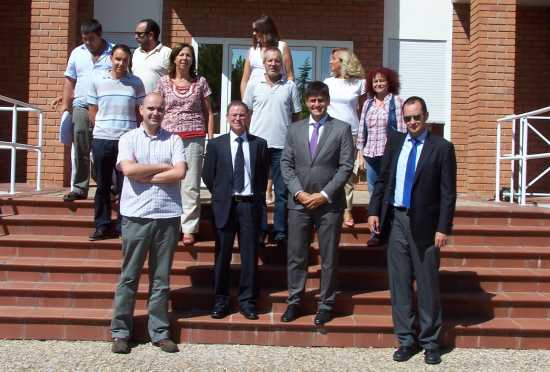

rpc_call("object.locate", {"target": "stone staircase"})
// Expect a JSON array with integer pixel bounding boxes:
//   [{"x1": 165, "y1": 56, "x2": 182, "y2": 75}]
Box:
[{"x1": 0, "y1": 196, "x2": 549, "y2": 348}]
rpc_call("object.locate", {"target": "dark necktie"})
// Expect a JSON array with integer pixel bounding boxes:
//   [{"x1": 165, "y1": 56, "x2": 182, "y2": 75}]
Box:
[
  {"x1": 234, "y1": 136, "x2": 245, "y2": 192},
  {"x1": 402, "y1": 137, "x2": 420, "y2": 209},
  {"x1": 309, "y1": 122, "x2": 321, "y2": 158}
]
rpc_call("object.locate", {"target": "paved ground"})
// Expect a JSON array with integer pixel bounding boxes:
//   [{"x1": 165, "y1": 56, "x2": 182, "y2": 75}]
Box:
[{"x1": 0, "y1": 341, "x2": 549, "y2": 371}]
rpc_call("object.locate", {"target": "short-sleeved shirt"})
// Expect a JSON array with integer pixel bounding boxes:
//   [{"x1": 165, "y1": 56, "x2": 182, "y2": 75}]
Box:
[
  {"x1": 243, "y1": 77, "x2": 301, "y2": 149},
  {"x1": 87, "y1": 70, "x2": 146, "y2": 140},
  {"x1": 155, "y1": 75, "x2": 212, "y2": 138},
  {"x1": 324, "y1": 77, "x2": 366, "y2": 136},
  {"x1": 64, "y1": 42, "x2": 113, "y2": 109},
  {"x1": 132, "y1": 43, "x2": 171, "y2": 94},
  {"x1": 117, "y1": 126, "x2": 186, "y2": 219}
]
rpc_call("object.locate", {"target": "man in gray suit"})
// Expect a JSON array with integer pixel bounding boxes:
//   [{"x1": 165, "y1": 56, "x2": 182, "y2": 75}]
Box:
[{"x1": 280, "y1": 81, "x2": 354, "y2": 326}]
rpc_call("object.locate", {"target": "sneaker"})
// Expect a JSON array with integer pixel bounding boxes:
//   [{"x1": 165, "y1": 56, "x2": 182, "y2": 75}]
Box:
[
  {"x1": 111, "y1": 338, "x2": 130, "y2": 354},
  {"x1": 89, "y1": 227, "x2": 109, "y2": 241},
  {"x1": 154, "y1": 338, "x2": 179, "y2": 353},
  {"x1": 63, "y1": 191, "x2": 87, "y2": 202}
]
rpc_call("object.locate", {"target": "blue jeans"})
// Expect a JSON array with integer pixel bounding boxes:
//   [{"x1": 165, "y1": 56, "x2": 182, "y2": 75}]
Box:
[
  {"x1": 366, "y1": 156, "x2": 382, "y2": 195},
  {"x1": 268, "y1": 148, "x2": 287, "y2": 239},
  {"x1": 92, "y1": 138, "x2": 122, "y2": 232}
]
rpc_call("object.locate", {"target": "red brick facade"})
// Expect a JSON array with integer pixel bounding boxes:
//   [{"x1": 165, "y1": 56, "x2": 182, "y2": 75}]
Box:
[
  {"x1": 162, "y1": 0, "x2": 384, "y2": 73},
  {"x1": 0, "y1": 0, "x2": 31, "y2": 182},
  {"x1": 2, "y1": 0, "x2": 549, "y2": 199}
]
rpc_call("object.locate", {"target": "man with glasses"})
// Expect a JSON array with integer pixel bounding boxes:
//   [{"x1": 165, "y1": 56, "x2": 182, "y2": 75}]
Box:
[
  {"x1": 132, "y1": 19, "x2": 171, "y2": 94},
  {"x1": 367, "y1": 96, "x2": 456, "y2": 365}
]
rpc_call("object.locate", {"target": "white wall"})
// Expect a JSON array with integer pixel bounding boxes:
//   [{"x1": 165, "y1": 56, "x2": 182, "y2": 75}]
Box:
[
  {"x1": 383, "y1": 0, "x2": 454, "y2": 139},
  {"x1": 94, "y1": 0, "x2": 163, "y2": 47}
]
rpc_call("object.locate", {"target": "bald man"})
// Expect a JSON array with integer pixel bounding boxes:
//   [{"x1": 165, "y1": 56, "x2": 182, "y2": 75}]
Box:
[{"x1": 110, "y1": 93, "x2": 187, "y2": 354}]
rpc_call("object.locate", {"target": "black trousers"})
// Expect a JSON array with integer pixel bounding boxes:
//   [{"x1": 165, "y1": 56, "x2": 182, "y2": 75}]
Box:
[
  {"x1": 387, "y1": 208, "x2": 442, "y2": 350},
  {"x1": 213, "y1": 199, "x2": 259, "y2": 309},
  {"x1": 92, "y1": 138, "x2": 122, "y2": 231}
]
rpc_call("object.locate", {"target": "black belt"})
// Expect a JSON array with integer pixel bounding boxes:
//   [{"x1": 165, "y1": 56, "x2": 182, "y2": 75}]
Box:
[
  {"x1": 232, "y1": 195, "x2": 254, "y2": 203},
  {"x1": 393, "y1": 206, "x2": 409, "y2": 212}
]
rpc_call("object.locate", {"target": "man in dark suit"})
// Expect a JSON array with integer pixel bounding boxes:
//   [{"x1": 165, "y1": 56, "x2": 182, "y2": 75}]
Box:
[
  {"x1": 368, "y1": 96, "x2": 457, "y2": 365},
  {"x1": 202, "y1": 100, "x2": 269, "y2": 320},
  {"x1": 280, "y1": 81, "x2": 354, "y2": 326}
]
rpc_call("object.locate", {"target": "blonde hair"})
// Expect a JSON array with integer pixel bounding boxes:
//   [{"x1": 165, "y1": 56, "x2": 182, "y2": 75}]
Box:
[{"x1": 332, "y1": 48, "x2": 365, "y2": 80}]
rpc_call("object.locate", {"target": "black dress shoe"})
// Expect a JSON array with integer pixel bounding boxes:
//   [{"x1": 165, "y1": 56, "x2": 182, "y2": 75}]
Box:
[
  {"x1": 89, "y1": 227, "x2": 109, "y2": 241},
  {"x1": 239, "y1": 307, "x2": 259, "y2": 320},
  {"x1": 313, "y1": 309, "x2": 332, "y2": 326},
  {"x1": 281, "y1": 304, "x2": 300, "y2": 322},
  {"x1": 63, "y1": 191, "x2": 87, "y2": 202},
  {"x1": 424, "y1": 348, "x2": 441, "y2": 365},
  {"x1": 393, "y1": 345, "x2": 417, "y2": 362},
  {"x1": 211, "y1": 303, "x2": 229, "y2": 319}
]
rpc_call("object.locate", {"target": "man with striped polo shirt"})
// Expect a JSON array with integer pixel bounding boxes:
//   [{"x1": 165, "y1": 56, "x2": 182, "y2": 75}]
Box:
[
  {"x1": 87, "y1": 44, "x2": 145, "y2": 240},
  {"x1": 111, "y1": 92, "x2": 187, "y2": 354}
]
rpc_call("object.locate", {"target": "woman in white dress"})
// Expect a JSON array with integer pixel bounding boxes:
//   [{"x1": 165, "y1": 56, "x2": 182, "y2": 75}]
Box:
[
  {"x1": 240, "y1": 15, "x2": 295, "y2": 205},
  {"x1": 324, "y1": 48, "x2": 367, "y2": 228}
]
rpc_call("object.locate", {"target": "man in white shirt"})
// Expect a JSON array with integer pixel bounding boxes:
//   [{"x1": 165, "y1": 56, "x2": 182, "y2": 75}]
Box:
[
  {"x1": 111, "y1": 92, "x2": 186, "y2": 354},
  {"x1": 132, "y1": 19, "x2": 171, "y2": 94}
]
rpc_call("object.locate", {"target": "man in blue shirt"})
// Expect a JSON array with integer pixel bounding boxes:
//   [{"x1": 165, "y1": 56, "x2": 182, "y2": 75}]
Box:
[
  {"x1": 56, "y1": 19, "x2": 112, "y2": 201},
  {"x1": 368, "y1": 96, "x2": 457, "y2": 365}
]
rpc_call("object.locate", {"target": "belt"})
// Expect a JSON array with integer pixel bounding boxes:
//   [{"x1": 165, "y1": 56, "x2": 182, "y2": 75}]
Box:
[
  {"x1": 393, "y1": 205, "x2": 409, "y2": 212},
  {"x1": 232, "y1": 195, "x2": 254, "y2": 203}
]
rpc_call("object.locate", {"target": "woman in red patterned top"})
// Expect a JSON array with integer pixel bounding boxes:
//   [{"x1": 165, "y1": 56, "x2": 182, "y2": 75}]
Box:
[{"x1": 155, "y1": 43, "x2": 214, "y2": 245}]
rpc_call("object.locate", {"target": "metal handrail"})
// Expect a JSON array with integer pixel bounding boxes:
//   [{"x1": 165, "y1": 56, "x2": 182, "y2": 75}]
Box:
[
  {"x1": 0, "y1": 94, "x2": 44, "y2": 195},
  {"x1": 496, "y1": 105, "x2": 550, "y2": 205}
]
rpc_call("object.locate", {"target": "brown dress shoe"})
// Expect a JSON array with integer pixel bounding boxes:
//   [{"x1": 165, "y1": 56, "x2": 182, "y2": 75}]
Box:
[{"x1": 154, "y1": 338, "x2": 179, "y2": 353}]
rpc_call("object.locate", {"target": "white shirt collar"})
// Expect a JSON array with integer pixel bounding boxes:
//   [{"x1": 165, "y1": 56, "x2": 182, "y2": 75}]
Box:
[
  {"x1": 308, "y1": 114, "x2": 329, "y2": 126},
  {"x1": 230, "y1": 130, "x2": 248, "y2": 142}
]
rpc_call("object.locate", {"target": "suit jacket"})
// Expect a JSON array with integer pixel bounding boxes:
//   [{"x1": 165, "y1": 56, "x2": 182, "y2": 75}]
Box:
[
  {"x1": 281, "y1": 115, "x2": 354, "y2": 212},
  {"x1": 368, "y1": 130, "x2": 457, "y2": 247},
  {"x1": 202, "y1": 132, "x2": 269, "y2": 229}
]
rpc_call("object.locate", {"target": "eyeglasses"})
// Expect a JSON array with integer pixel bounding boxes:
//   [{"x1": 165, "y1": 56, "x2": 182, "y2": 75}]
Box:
[
  {"x1": 134, "y1": 31, "x2": 147, "y2": 37},
  {"x1": 404, "y1": 114, "x2": 422, "y2": 123}
]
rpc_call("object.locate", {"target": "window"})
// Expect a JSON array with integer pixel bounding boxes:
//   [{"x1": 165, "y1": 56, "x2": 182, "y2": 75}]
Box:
[{"x1": 193, "y1": 38, "x2": 352, "y2": 135}]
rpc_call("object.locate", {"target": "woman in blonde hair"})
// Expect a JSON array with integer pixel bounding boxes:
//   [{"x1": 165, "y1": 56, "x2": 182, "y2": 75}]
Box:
[{"x1": 323, "y1": 48, "x2": 367, "y2": 228}]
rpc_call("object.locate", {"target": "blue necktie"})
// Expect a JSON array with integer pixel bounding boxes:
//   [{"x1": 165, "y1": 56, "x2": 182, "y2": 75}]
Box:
[
  {"x1": 234, "y1": 137, "x2": 245, "y2": 192},
  {"x1": 402, "y1": 137, "x2": 419, "y2": 209}
]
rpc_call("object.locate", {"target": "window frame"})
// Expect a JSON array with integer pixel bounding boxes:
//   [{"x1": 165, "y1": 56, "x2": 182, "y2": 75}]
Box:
[{"x1": 192, "y1": 37, "x2": 353, "y2": 135}]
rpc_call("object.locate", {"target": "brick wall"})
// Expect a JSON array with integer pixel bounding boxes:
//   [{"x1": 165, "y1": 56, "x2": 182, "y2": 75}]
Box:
[
  {"x1": 451, "y1": 3, "x2": 470, "y2": 193},
  {"x1": 163, "y1": 0, "x2": 384, "y2": 73},
  {"x1": 466, "y1": 0, "x2": 516, "y2": 199},
  {"x1": 25, "y1": 0, "x2": 80, "y2": 186},
  {"x1": 515, "y1": 6, "x2": 550, "y2": 194},
  {"x1": 0, "y1": 0, "x2": 31, "y2": 183}
]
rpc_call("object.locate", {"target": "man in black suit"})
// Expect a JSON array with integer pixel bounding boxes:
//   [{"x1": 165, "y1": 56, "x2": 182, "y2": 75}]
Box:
[
  {"x1": 280, "y1": 81, "x2": 354, "y2": 326},
  {"x1": 368, "y1": 96, "x2": 456, "y2": 365},
  {"x1": 202, "y1": 101, "x2": 269, "y2": 320}
]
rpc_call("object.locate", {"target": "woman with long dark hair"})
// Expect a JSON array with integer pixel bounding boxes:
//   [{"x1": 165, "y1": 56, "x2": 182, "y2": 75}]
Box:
[{"x1": 155, "y1": 43, "x2": 214, "y2": 246}]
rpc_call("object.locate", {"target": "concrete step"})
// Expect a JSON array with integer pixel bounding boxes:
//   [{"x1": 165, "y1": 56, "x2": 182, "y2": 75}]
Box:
[{"x1": 0, "y1": 305, "x2": 548, "y2": 348}]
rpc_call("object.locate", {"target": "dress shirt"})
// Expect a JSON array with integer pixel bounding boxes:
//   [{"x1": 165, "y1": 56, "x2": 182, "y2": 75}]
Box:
[
  {"x1": 295, "y1": 114, "x2": 331, "y2": 203},
  {"x1": 117, "y1": 126, "x2": 186, "y2": 219},
  {"x1": 393, "y1": 129, "x2": 428, "y2": 207},
  {"x1": 230, "y1": 130, "x2": 252, "y2": 196}
]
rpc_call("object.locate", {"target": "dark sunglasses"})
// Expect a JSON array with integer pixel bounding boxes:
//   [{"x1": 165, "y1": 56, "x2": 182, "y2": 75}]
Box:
[{"x1": 404, "y1": 114, "x2": 422, "y2": 123}]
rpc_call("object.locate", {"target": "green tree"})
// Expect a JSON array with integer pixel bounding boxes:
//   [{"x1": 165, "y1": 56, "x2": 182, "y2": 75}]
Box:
[
  {"x1": 296, "y1": 57, "x2": 312, "y2": 116},
  {"x1": 231, "y1": 55, "x2": 245, "y2": 101},
  {"x1": 198, "y1": 44, "x2": 222, "y2": 132}
]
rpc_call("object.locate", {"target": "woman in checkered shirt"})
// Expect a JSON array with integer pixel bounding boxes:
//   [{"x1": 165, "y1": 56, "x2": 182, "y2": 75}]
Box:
[{"x1": 356, "y1": 67, "x2": 407, "y2": 246}]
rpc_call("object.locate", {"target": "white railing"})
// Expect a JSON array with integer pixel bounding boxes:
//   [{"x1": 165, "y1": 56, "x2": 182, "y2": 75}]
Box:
[
  {"x1": 0, "y1": 94, "x2": 44, "y2": 195},
  {"x1": 496, "y1": 106, "x2": 550, "y2": 205}
]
